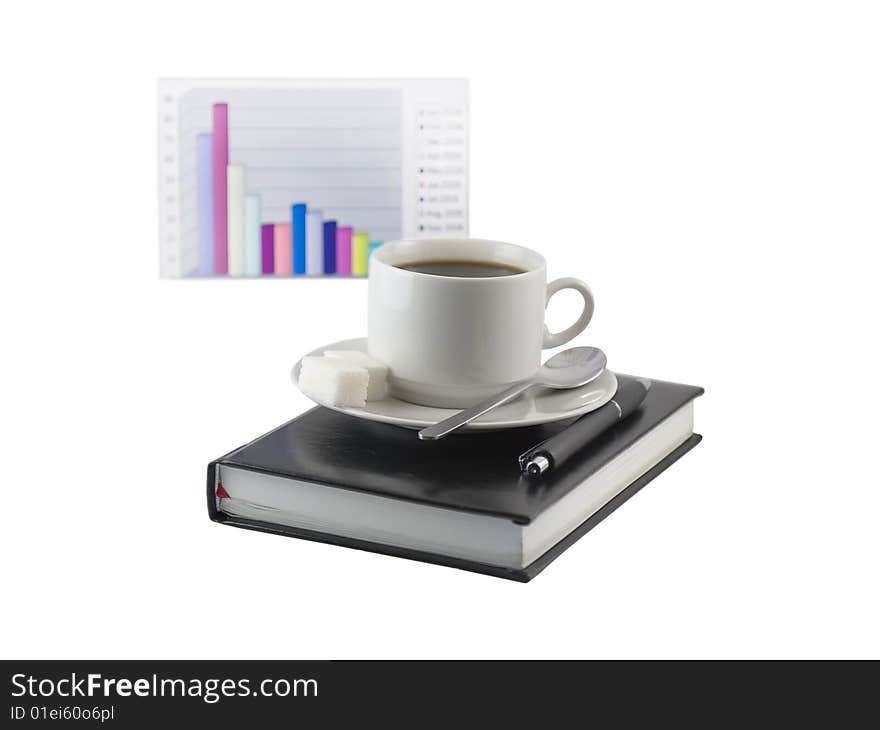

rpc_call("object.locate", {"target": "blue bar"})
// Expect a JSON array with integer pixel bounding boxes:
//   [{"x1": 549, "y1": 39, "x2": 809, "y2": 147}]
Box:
[
  {"x1": 323, "y1": 221, "x2": 337, "y2": 274},
  {"x1": 196, "y1": 133, "x2": 214, "y2": 276},
  {"x1": 292, "y1": 203, "x2": 307, "y2": 274}
]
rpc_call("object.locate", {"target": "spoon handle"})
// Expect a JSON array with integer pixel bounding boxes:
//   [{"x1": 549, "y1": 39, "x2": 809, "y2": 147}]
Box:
[{"x1": 418, "y1": 380, "x2": 534, "y2": 440}]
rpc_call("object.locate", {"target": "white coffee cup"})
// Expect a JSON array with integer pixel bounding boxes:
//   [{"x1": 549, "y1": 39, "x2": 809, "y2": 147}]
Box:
[{"x1": 368, "y1": 238, "x2": 594, "y2": 408}]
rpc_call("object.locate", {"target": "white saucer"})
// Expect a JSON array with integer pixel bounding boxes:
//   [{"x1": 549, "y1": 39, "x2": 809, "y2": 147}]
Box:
[{"x1": 292, "y1": 338, "x2": 618, "y2": 432}]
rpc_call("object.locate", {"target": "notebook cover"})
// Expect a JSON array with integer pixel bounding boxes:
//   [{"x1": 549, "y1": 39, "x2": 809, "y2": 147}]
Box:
[
  {"x1": 209, "y1": 378, "x2": 702, "y2": 523},
  {"x1": 208, "y1": 433, "x2": 701, "y2": 582},
  {"x1": 207, "y1": 377, "x2": 703, "y2": 581}
]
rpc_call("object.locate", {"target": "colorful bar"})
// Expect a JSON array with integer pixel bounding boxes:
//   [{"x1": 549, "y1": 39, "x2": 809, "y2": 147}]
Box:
[
  {"x1": 226, "y1": 164, "x2": 245, "y2": 275},
  {"x1": 196, "y1": 133, "x2": 213, "y2": 276},
  {"x1": 261, "y1": 224, "x2": 275, "y2": 274},
  {"x1": 292, "y1": 203, "x2": 307, "y2": 274},
  {"x1": 212, "y1": 103, "x2": 228, "y2": 274},
  {"x1": 352, "y1": 232, "x2": 369, "y2": 276},
  {"x1": 323, "y1": 221, "x2": 337, "y2": 274},
  {"x1": 367, "y1": 242, "x2": 383, "y2": 273},
  {"x1": 274, "y1": 223, "x2": 292, "y2": 275},
  {"x1": 336, "y1": 226, "x2": 352, "y2": 275},
  {"x1": 244, "y1": 193, "x2": 261, "y2": 276},
  {"x1": 305, "y1": 209, "x2": 323, "y2": 275}
]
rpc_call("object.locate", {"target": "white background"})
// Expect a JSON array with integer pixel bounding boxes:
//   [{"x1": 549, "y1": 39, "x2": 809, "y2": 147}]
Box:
[{"x1": 1, "y1": 0, "x2": 878, "y2": 659}]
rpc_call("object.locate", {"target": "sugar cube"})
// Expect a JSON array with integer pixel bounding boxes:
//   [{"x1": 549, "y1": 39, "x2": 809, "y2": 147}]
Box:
[
  {"x1": 323, "y1": 350, "x2": 388, "y2": 401},
  {"x1": 298, "y1": 356, "x2": 369, "y2": 408}
]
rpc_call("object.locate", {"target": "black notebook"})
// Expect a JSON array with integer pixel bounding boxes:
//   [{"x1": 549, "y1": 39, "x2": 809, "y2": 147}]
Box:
[{"x1": 207, "y1": 377, "x2": 703, "y2": 581}]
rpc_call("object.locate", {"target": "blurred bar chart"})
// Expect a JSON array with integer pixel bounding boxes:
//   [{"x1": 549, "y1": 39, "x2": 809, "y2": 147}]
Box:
[{"x1": 158, "y1": 79, "x2": 469, "y2": 278}]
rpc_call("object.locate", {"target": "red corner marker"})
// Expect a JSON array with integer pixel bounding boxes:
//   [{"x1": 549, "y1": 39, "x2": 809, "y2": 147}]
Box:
[{"x1": 216, "y1": 484, "x2": 230, "y2": 499}]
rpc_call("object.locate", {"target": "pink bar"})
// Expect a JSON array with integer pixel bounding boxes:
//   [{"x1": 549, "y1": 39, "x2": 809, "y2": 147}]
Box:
[
  {"x1": 212, "y1": 103, "x2": 229, "y2": 274},
  {"x1": 336, "y1": 226, "x2": 353, "y2": 275},
  {"x1": 274, "y1": 223, "x2": 292, "y2": 275}
]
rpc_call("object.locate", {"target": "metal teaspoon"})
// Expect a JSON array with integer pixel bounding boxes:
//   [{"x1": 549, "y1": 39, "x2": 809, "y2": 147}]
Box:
[{"x1": 417, "y1": 346, "x2": 608, "y2": 440}]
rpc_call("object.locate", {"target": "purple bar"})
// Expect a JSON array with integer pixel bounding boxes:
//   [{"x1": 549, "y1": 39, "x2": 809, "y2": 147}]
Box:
[
  {"x1": 212, "y1": 103, "x2": 228, "y2": 274},
  {"x1": 261, "y1": 224, "x2": 275, "y2": 274},
  {"x1": 196, "y1": 133, "x2": 213, "y2": 276},
  {"x1": 336, "y1": 226, "x2": 352, "y2": 275}
]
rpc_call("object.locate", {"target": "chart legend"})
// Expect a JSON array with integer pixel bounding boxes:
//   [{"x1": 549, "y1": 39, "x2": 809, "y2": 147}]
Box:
[{"x1": 158, "y1": 78, "x2": 469, "y2": 278}]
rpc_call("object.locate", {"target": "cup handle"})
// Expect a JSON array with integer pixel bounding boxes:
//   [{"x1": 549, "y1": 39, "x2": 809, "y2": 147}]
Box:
[{"x1": 542, "y1": 277, "x2": 595, "y2": 349}]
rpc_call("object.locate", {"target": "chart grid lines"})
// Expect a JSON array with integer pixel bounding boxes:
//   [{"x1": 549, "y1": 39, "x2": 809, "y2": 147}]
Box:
[{"x1": 158, "y1": 79, "x2": 468, "y2": 278}]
